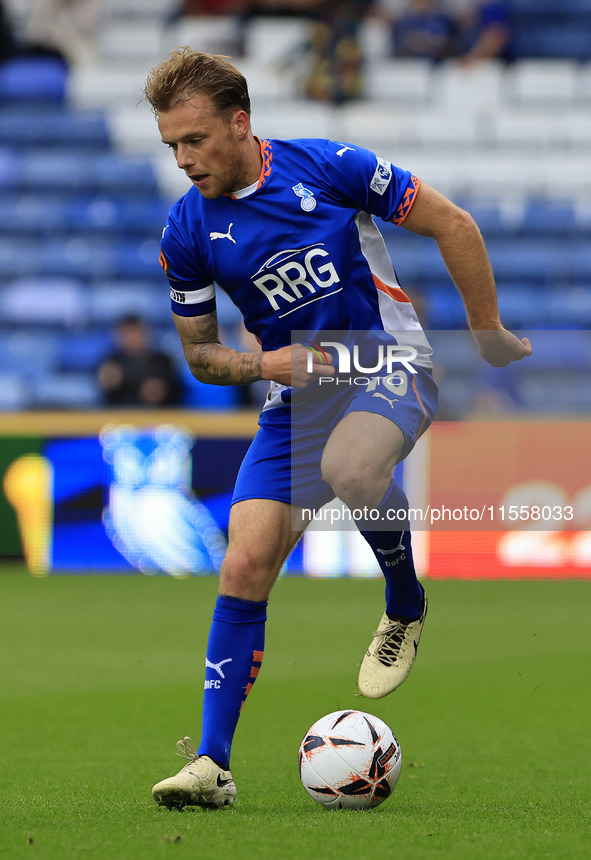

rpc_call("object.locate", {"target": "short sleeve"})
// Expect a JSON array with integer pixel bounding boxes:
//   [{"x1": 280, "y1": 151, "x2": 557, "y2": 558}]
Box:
[
  {"x1": 160, "y1": 200, "x2": 216, "y2": 318},
  {"x1": 321, "y1": 140, "x2": 421, "y2": 226}
]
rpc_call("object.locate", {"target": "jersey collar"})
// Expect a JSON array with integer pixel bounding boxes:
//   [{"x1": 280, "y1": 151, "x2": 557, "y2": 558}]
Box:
[{"x1": 228, "y1": 138, "x2": 272, "y2": 199}]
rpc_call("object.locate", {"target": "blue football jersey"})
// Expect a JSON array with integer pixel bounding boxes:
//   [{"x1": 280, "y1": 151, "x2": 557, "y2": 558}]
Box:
[{"x1": 160, "y1": 137, "x2": 432, "y2": 370}]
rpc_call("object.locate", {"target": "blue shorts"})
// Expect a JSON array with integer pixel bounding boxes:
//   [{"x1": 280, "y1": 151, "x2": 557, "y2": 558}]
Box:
[{"x1": 232, "y1": 366, "x2": 438, "y2": 510}]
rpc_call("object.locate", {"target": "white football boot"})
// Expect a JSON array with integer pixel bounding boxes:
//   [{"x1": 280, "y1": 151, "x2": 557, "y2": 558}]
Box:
[
  {"x1": 358, "y1": 588, "x2": 428, "y2": 699},
  {"x1": 152, "y1": 737, "x2": 236, "y2": 809}
]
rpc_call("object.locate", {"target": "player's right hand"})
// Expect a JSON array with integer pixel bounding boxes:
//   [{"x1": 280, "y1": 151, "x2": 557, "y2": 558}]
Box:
[
  {"x1": 472, "y1": 328, "x2": 532, "y2": 367},
  {"x1": 261, "y1": 343, "x2": 335, "y2": 388}
]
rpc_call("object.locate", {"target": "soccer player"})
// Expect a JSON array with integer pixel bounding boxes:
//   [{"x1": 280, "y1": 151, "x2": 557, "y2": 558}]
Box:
[{"x1": 145, "y1": 48, "x2": 531, "y2": 809}]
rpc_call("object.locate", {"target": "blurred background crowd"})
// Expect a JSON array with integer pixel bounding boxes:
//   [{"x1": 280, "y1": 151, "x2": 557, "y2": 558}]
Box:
[{"x1": 1, "y1": 0, "x2": 590, "y2": 417}]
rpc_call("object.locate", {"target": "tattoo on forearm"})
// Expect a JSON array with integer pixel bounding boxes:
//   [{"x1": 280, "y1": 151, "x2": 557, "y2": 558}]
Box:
[
  {"x1": 175, "y1": 311, "x2": 263, "y2": 386},
  {"x1": 192, "y1": 347, "x2": 263, "y2": 385}
]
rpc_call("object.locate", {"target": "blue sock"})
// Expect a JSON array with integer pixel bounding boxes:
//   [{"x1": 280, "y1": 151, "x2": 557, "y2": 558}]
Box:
[
  {"x1": 198, "y1": 593, "x2": 267, "y2": 769},
  {"x1": 356, "y1": 480, "x2": 423, "y2": 619}
]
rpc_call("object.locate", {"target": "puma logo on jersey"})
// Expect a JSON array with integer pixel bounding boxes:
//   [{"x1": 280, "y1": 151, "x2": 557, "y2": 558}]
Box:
[
  {"x1": 206, "y1": 657, "x2": 232, "y2": 679},
  {"x1": 209, "y1": 223, "x2": 236, "y2": 243},
  {"x1": 372, "y1": 391, "x2": 399, "y2": 408},
  {"x1": 336, "y1": 145, "x2": 355, "y2": 156}
]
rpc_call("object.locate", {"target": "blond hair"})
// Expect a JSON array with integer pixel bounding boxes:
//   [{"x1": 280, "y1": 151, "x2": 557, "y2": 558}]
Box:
[{"x1": 144, "y1": 47, "x2": 251, "y2": 118}]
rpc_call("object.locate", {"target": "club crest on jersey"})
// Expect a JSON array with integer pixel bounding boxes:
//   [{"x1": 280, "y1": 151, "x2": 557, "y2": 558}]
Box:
[
  {"x1": 292, "y1": 182, "x2": 317, "y2": 212},
  {"x1": 370, "y1": 158, "x2": 393, "y2": 196}
]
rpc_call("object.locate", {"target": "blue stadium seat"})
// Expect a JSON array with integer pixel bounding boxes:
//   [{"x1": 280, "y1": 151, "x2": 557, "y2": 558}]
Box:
[
  {"x1": 20, "y1": 152, "x2": 158, "y2": 194},
  {"x1": 20, "y1": 152, "x2": 90, "y2": 192},
  {"x1": 424, "y1": 290, "x2": 466, "y2": 328},
  {"x1": 512, "y1": 27, "x2": 591, "y2": 61},
  {"x1": 384, "y1": 236, "x2": 450, "y2": 286},
  {"x1": 216, "y1": 289, "x2": 243, "y2": 328},
  {"x1": 64, "y1": 196, "x2": 169, "y2": 235},
  {"x1": 0, "y1": 194, "x2": 69, "y2": 234},
  {"x1": 546, "y1": 285, "x2": 591, "y2": 326},
  {"x1": 0, "y1": 56, "x2": 67, "y2": 103},
  {"x1": 31, "y1": 371, "x2": 101, "y2": 409},
  {"x1": 94, "y1": 154, "x2": 158, "y2": 194},
  {"x1": 0, "y1": 372, "x2": 29, "y2": 409},
  {"x1": 54, "y1": 330, "x2": 114, "y2": 372},
  {"x1": 521, "y1": 200, "x2": 577, "y2": 235},
  {"x1": 114, "y1": 239, "x2": 164, "y2": 280},
  {"x1": 0, "y1": 238, "x2": 38, "y2": 277},
  {"x1": 179, "y1": 364, "x2": 241, "y2": 409},
  {"x1": 0, "y1": 277, "x2": 88, "y2": 326},
  {"x1": 567, "y1": 244, "x2": 591, "y2": 281},
  {"x1": 87, "y1": 283, "x2": 167, "y2": 325},
  {"x1": 41, "y1": 238, "x2": 118, "y2": 280},
  {"x1": 497, "y1": 285, "x2": 545, "y2": 327},
  {"x1": 0, "y1": 194, "x2": 170, "y2": 238},
  {"x1": 512, "y1": 0, "x2": 591, "y2": 13},
  {"x1": 428, "y1": 331, "x2": 479, "y2": 371},
  {"x1": 456, "y1": 199, "x2": 505, "y2": 237},
  {"x1": 0, "y1": 107, "x2": 110, "y2": 150},
  {"x1": 0, "y1": 327, "x2": 59, "y2": 378},
  {"x1": 517, "y1": 329, "x2": 591, "y2": 368},
  {"x1": 435, "y1": 377, "x2": 477, "y2": 419},
  {"x1": 0, "y1": 147, "x2": 20, "y2": 189},
  {"x1": 517, "y1": 370, "x2": 590, "y2": 413},
  {"x1": 486, "y1": 240, "x2": 565, "y2": 283}
]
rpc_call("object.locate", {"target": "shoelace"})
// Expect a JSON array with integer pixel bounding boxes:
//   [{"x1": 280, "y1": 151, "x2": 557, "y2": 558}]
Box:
[
  {"x1": 176, "y1": 736, "x2": 198, "y2": 761},
  {"x1": 373, "y1": 620, "x2": 408, "y2": 666}
]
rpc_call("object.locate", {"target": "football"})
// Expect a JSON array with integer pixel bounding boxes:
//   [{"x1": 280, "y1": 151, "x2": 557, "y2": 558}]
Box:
[{"x1": 298, "y1": 709, "x2": 402, "y2": 809}]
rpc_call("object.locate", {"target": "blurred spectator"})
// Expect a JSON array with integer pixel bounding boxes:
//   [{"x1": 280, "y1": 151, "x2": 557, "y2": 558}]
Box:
[
  {"x1": 21, "y1": 0, "x2": 101, "y2": 67},
  {"x1": 97, "y1": 315, "x2": 182, "y2": 408},
  {"x1": 0, "y1": 0, "x2": 17, "y2": 62},
  {"x1": 248, "y1": 1, "x2": 327, "y2": 14},
  {"x1": 178, "y1": 0, "x2": 248, "y2": 11},
  {"x1": 390, "y1": 0, "x2": 456, "y2": 62},
  {"x1": 176, "y1": 1, "x2": 325, "y2": 16},
  {"x1": 305, "y1": 0, "x2": 375, "y2": 104},
  {"x1": 451, "y1": 0, "x2": 512, "y2": 65},
  {"x1": 169, "y1": 0, "x2": 250, "y2": 56}
]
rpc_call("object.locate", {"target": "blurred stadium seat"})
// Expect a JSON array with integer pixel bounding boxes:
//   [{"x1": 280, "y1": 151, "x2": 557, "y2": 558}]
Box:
[
  {"x1": 31, "y1": 372, "x2": 101, "y2": 409},
  {"x1": 364, "y1": 59, "x2": 432, "y2": 105},
  {"x1": 0, "y1": 277, "x2": 88, "y2": 326},
  {"x1": 0, "y1": 56, "x2": 67, "y2": 103},
  {"x1": 0, "y1": 372, "x2": 28, "y2": 409},
  {"x1": 87, "y1": 282, "x2": 165, "y2": 326},
  {"x1": 0, "y1": 107, "x2": 110, "y2": 150}
]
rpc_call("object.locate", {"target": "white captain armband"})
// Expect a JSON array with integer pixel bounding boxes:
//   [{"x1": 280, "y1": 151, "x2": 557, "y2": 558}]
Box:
[{"x1": 170, "y1": 283, "x2": 216, "y2": 316}]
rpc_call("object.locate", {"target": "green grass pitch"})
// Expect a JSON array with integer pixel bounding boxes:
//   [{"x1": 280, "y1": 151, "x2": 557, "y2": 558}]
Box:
[{"x1": 0, "y1": 564, "x2": 589, "y2": 860}]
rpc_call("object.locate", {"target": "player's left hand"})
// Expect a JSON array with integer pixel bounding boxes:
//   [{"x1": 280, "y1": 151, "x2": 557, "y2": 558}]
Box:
[
  {"x1": 262, "y1": 343, "x2": 335, "y2": 388},
  {"x1": 472, "y1": 328, "x2": 532, "y2": 367}
]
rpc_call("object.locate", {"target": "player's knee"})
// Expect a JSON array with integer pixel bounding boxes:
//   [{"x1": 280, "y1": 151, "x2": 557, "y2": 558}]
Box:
[
  {"x1": 322, "y1": 460, "x2": 383, "y2": 510},
  {"x1": 220, "y1": 549, "x2": 274, "y2": 598}
]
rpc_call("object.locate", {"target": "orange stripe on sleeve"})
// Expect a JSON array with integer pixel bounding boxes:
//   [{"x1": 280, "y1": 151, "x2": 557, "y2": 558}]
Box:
[{"x1": 391, "y1": 175, "x2": 421, "y2": 226}]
